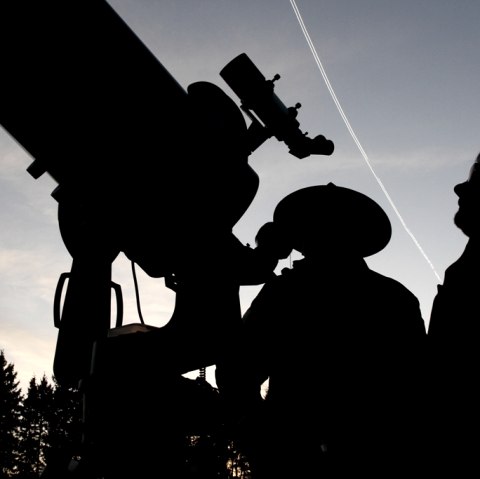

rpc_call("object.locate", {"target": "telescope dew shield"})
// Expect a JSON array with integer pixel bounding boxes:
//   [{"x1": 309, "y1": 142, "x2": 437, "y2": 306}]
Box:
[
  {"x1": 0, "y1": 0, "x2": 190, "y2": 386},
  {"x1": 0, "y1": 0, "x2": 189, "y2": 200},
  {"x1": 220, "y1": 53, "x2": 334, "y2": 159}
]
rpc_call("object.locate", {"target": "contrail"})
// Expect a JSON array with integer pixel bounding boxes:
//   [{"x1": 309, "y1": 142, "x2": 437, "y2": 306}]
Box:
[{"x1": 289, "y1": 0, "x2": 441, "y2": 282}]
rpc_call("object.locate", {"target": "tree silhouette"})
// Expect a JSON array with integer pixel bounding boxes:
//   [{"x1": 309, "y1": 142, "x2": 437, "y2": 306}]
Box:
[
  {"x1": 0, "y1": 350, "x2": 23, "y2": 478},
  {"x1": 50, "y1": 378, "x2": 82, "y2": 452},
  {"x1": 0, "y1": 351, "x2": 256, "y2": 478},
  {"x1": 41, "y1": 377, "x2": 82, "y2": 476},
  {"x1": 17, "y1": 376, "x2": 54, "y2": 477}
]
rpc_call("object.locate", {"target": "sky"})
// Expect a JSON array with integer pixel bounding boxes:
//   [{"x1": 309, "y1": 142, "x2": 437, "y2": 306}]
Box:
[{"x1": 1, "y1": 0, "x2": 479, "y2": 392}]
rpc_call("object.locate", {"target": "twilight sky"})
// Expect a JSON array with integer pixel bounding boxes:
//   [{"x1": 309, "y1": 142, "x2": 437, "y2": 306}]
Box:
[{"x1": 1, "y1": 0, "x2": 479, "y2": 391}]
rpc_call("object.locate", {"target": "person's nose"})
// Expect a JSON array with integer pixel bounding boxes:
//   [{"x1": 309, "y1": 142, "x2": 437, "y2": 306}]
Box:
[{"x1": 454, "y1": 181, "x2": 468, "y2": 197}]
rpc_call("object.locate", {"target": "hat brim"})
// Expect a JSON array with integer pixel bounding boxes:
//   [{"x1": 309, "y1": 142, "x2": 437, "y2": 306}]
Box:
[{"x1": 273, "y1": 184, "x2": 392, "y2": 257}]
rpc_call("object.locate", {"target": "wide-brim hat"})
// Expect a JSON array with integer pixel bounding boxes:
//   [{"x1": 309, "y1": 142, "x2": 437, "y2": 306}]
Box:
[{"x1": 273, "y1": 183, "x2": 392, "y2": 257}]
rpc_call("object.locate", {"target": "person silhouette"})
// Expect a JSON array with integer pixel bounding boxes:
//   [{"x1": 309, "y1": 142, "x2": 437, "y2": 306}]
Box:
[
  {"x1": 221, "y1": 183, "x2": 427, "y2": 479},
  {"x1": 427, "y1": 152, "x2": 480, "y2": 476}
]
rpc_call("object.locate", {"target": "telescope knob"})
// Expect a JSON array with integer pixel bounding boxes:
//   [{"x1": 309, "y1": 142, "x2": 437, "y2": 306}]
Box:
[{"x1": 288, "y1": 102, "x2": 302, "y2": 119}]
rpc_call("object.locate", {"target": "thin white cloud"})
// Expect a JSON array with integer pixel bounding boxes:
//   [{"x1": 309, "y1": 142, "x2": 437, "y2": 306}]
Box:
[{"x1": 367, "y1": 146, "x2": 476, "y2": 172}]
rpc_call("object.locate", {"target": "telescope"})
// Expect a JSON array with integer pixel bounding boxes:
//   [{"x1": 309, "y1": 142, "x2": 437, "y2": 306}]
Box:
[
  {"x1": 0, "y1": 1, "x2": 334, "y2": 387},
  {"x1": 1, "y1": 1, "x2": 336, "y2": 476}
]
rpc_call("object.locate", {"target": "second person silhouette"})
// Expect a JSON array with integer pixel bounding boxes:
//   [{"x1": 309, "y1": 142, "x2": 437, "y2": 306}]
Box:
[{"x1": 221, "y1": 183, "x2": 428, "y2": 478}]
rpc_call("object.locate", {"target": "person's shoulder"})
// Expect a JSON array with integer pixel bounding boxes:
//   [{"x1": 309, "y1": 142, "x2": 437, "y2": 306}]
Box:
[
  {"x1": 368, "y1": 269, "x2": 426, "y2": 335},
  {"x1": 367, "y1": 268, "x2": 419, "y2": 302},
  {"x1": 444, "y1": 239, "x2": 480, "y2": 280}
]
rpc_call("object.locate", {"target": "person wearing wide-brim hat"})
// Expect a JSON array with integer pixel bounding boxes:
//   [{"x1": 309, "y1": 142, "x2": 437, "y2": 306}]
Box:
[{"x1": 227, "y1": 183, "x2": 428, "y2": 479}]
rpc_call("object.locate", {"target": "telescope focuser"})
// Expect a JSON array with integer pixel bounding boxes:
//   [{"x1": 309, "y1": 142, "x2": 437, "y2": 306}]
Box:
[{"x1": 220, "y1": 53, "x2": 334, "y2": 159}]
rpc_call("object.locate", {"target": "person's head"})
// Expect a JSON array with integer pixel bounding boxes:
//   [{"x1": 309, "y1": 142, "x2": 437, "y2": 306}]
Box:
[
  {"x1": 254, "y1": 221, "x2": 292, "y2": 260},
  {"x1": 453, "y1": 153, "x2": 480, "y2": 238},
  {"x1": 272, "y1": 183, "x2": 392, "y2": 260}
]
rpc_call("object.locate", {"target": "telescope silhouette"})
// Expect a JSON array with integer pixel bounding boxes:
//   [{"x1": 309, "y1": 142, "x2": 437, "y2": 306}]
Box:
[
  {"x1": 1, "y1": 2, "x2": 337, "y2": 476},
  {"x1": 0, "y1": 0, "x2": 334, "y2": 387}
]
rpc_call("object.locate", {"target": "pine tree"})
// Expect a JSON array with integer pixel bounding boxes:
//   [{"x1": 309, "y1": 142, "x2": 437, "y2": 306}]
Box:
[
  {"x1": 17, "y1": 376, "x2": 54, "y2": 478},
  {"x1": 43, "y1": 377, "x2": 83, "y2": 471},
  {"x1": 0, "y1": 350, "x2": 23, "y2": 478}
]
